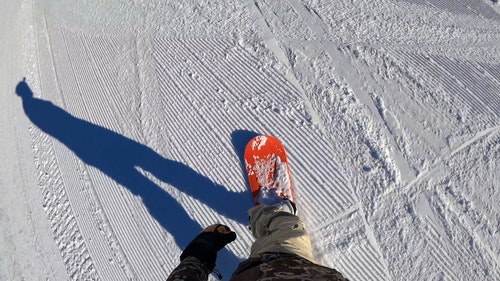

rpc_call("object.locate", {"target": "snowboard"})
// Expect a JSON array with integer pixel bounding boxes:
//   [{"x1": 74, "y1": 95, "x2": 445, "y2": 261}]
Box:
[{"x1": 244, "y1": 135, "x2": 294, "y2": 205}]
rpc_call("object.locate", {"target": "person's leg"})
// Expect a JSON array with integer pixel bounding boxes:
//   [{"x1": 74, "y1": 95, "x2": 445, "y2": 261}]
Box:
[{"x1": 248, "y1": 201, "x2": 316, "y2": 263}]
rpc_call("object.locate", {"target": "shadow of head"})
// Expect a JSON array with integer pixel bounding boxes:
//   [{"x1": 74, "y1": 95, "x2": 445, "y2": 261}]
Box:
[
  {"x1": 231, "y1": 130, "x2": 259, "y2": 159},
  {"x1": 15, "y1": 78, "x2": 33, "y2": 99}
]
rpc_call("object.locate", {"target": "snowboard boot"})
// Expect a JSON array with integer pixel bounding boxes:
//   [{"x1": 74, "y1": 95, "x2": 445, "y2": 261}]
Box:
[{"x1": 255, "y1": 187, "x2": 297, "y2": 215}]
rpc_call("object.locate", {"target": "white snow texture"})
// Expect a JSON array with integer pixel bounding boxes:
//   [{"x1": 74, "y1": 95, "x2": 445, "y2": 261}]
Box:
[{"x1": 1, "y1": 0, "x2": 499, "y2": 280}]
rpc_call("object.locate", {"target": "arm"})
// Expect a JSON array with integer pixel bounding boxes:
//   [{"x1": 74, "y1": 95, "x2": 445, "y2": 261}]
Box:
[
  {"x1": 167, "y1": 256, "x2": 210, "y2": 281},
  {"x1": 167, "y1": 224, "x2": 236, "y2": 281}
]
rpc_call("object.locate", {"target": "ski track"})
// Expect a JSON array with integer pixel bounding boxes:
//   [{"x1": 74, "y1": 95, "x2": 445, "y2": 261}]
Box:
[
  {"x1": 269, "y1": 1, "x2": 396, "y2": 278},
  {"x1": 415, "y1": 188, "x2": 500, "y2": 280},
  {"x1": 404, "y1": 127, "x2": 500, "y2": 279}
]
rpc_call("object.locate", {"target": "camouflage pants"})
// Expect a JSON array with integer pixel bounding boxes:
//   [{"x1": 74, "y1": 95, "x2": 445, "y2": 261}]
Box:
[{"x1": 248, "y1": 204, "x2": 316, "y2": 263}]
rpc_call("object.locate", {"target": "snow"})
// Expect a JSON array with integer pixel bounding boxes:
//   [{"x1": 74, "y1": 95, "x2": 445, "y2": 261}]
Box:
[
  {"x1": 1, "y1": 0, "x2": 499, "y2": 280},
  {"x1": 251, "y1": 155, "x2": 293, "y2": 203},
  {"x1": 251, "y1": 135, "x2": 268, "y2": 151}
]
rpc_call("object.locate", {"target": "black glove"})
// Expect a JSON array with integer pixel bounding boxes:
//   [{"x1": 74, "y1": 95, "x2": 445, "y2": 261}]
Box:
[{"x1": 180, "y1": 224, "x2": 237, "y2": 271}]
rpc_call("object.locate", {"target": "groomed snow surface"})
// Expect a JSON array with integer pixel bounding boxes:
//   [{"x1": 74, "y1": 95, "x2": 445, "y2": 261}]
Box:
[{"x1": 1, "y1": 0, "x2": 499, "y2": 280}]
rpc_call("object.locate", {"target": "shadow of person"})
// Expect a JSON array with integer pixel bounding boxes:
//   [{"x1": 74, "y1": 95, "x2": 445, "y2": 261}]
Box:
[
  {"x1": 230, "y1": 129, "x2": 260, "y2": 183},
  {"x1": 15, "y1": 78, "x2": 247, "y2": 276}
]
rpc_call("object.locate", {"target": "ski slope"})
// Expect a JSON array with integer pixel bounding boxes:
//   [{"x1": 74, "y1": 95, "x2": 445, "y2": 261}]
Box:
[{"x1": 1, "y1": 0, "x2": 499, "y2": 280}]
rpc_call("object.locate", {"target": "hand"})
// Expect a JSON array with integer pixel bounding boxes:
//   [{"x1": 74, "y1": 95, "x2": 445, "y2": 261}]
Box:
[{"x1": 180, "y1": 224, "x2": 237, "y2": 271}]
